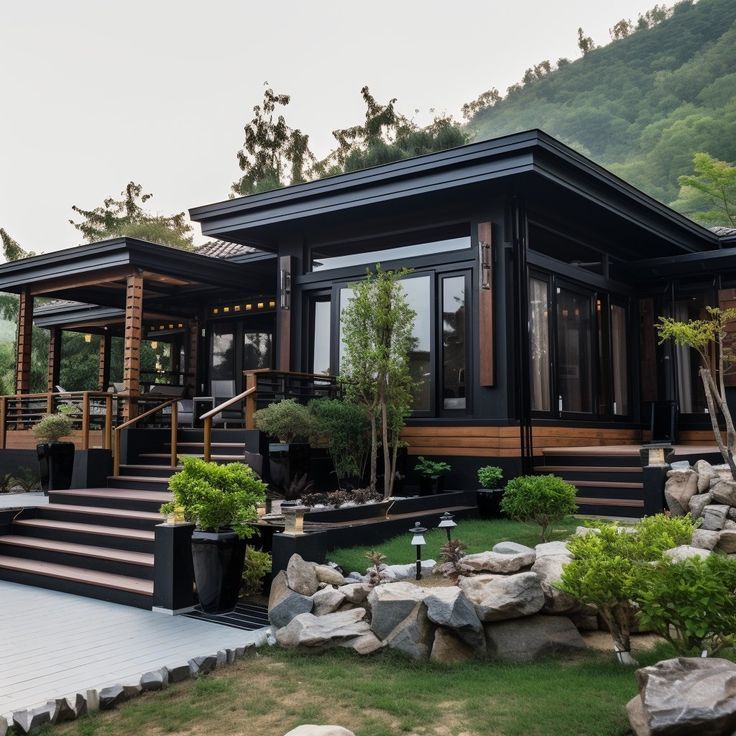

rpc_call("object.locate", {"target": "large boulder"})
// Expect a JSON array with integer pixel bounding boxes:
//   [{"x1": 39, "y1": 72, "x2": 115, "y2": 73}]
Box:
[
  {"x1": 689, "y1": 492, "x2": 713, "y2": 519},
  {"x1": 492, "y1": 541, "x2": 535, "y2": 556},
  {"x1": 701, "y1": 505, "x2": 730, "y2": 532},
  {"x1": 283, "y1": 727, "x2": 355, "y2": 736},
  {"x1": 664, "y1": 468, "x2": 699, "y2": 516},
  {"x1": 484, "y1": 615, "x2": 586, "y2": 663},
  {"x1": 269, "y1": 571, "x2": 313, "y2": 629},
  {"x1": 429, "y1": 628, "x2": 475, "y2": 664},
  {"x1": 276, "y1": 608, "x2": 370, "y2": 648},
  {"x1": 530, "y1": 554, "x2": 579, "y2": 614},
  {"x1": 717, "y1": 529, "x2": 736, "y2": 554},
  {"x1": 311, "y1": 587, "x2": 346, "y2": 616},
  {"x1": 424, "y1": 586, "x2": 484, "y2": 651},
  {"x1": 368, "y1": 582, "x2": 426, "y2": 639},
  {"x1": 663, "y1": 545, "x2": 711, "y2": 562},
  {"x1": 694, "y1": 460, "x2": 715, "y2": 493},
  {"x1": 315, "y1": 565, "x2": 345, "y2": 586},
  {"x1": 287, "y1": 554, "x2": 321, "y2": 596},
  {"x1": 461, "y1": 549, "x2": 535, "y2": 574},
  {"x1": 381, "y1": 560, "x2": 436, "y2": 581},
  {"x1": 627, "y1": 657, "x2": 736, "y2": 736},
  {"x1": 535, "y1": 541, "x2": 571, "y2": 558},
  {"x1": 711, "y1": 480, "x2": 736, "y2": 507},
  {"x1": 458, "y1": 572, "x2": 544, "y2": 622},
  {"x1": 384, "y1": 601, "x2": 434, "y2": 660},
  {"x1": 338, "y1": 632, "x2": 384, "y2": 656},
  {"x1": 341, "y1": 583, "x2": 371, "y2": 605},
  {"x1": 692, "y1": 529, "x2": 721, "y2": 551}
]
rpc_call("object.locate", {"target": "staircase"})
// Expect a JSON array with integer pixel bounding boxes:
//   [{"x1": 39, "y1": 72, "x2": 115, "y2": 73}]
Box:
[
  {"x1": 0, "y1": 428, "x2": 255, "y2": 608},
  {"x1": 535, "y1": 446, "x2": 644, "y2": 518}
]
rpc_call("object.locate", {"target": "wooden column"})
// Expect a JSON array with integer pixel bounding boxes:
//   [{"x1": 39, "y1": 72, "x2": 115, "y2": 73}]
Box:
[
  {"x1": 98, "y1": 333, "x2": 111, "y2": 391},
  {"x1": 123, "y1": 273, "x2": 144, "y2": 421},
  {"x1": 15, "y1": 286, "x2": 33, "y2": 394},
  {"x1": 277, "y1": 255, "x2": 293, "y2": 370},
  {"x1": 478, "y1": 222, "x2": 495, "y2": 386},
  {"x1": 46, "y1": 326, "x2": 62, "y2": 393},
  {"x1": 187, "y1": 320, "x2": 199, "y2": 393}
]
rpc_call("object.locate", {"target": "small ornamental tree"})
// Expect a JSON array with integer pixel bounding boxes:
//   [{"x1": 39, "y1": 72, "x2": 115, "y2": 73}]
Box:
[
  {"x1": 340, "y1": 266, "x2": 416, "y2": 498},
  {"x1": 657, "y1": 307, "x2": 736, "y2": 478}
]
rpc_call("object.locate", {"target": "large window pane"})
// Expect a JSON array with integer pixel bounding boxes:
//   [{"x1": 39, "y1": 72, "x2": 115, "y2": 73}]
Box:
[
  {"x1": 674, "y1": 297, "x2": 708, "y2": 413},
  {"x1": 611, "y1": 305, "x2": 628, "y2": 415},
  {"x1": 403, "y1": 277, "x2": 431, "y2": 412},
  {"x1": 529, "y1": 278, "x2": 551, "y2": 411},
  {"x1": 211, "y1": 327, "x2": 234, "y2": 381},
  {"x1": 311, "y1": 299, "x2": 332, "y2": 375},
  {"x1": 243, "y1": 332, "x2": 272, "y2": 371},
  {"x1": 557, "y1": 288, "x2": 593, "y2": 413},
  {"x1": 442, "y1": 275, "x2": 466, "y2": 410}
]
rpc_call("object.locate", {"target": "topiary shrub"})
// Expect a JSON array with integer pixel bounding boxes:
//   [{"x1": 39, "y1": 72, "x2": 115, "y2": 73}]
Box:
[
  {"x1": 477, "y1": 465, "x2": 503, "y2": 489},
  {"x1": 253, "y1": 399, "x2": 315, "y2": 444},
  {"x1": 500, "y1": 474, "x2": 577, "y2": 541},
  {"x1": 32, "y1": 412, "x2": 75, "y2": 443}
]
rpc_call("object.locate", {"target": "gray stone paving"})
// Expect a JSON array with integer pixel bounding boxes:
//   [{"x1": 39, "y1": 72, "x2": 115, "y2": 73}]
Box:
[{"x1": 0, "y1": 581, "x2": 269, "y2": 718}]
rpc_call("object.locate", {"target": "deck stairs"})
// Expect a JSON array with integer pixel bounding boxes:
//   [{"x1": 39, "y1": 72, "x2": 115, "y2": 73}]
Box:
[
  {"x1": 0, "y1": 428, "x2": 253, "y2": 608},
  {"x1": 534, "y1": 446, "x2": 644, "y2": 518}
]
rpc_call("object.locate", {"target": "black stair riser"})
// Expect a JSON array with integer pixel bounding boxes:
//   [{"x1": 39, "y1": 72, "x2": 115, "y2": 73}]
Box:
[
  {"x1": 50, "y1": 492, "x2": 167, "y2": 513},
  {"x1": 0, "y1": 543, "x2": 153, "y2": 580},
  {"x1": 177, "y1": 428, "x2": 252, "y2": 443},
  {"x1": 12, "y1": 524, "x2": 153, "y2": 554},
  {"x1": 573, "y1": 487, "x2": 644, "y2": 501},
  {"x1": 107, "y1": 478, "x2": 171, "y2": 493},
  {"x1": 0, "y1": 569, "x2": 151, "y2": 608},
  {"x1": 37, "y1": 507, "x2": 161, "y2": 532},
  {"x1": 541, "y1": 454, "x2": 641, "y2": 468},
  {"x1": 119, "y1": 466, "x2": 176, "y2": 479},
  {"x1": 537, "y1": 469, "x2": 643, "y2": 483},
  {"x1": 576, "y1": 504, "x2": 643, "y2": 519}
]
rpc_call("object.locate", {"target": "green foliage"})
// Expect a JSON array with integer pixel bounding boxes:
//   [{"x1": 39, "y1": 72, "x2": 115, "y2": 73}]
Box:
[
  {"x1": 0, "y1": 474, "x2": 14, "y2": 493},
  {"x1": 414, "y1": 456, "x2": 451, "y2": 480},
  {"x1": 253, "y1": 399, "x2": 315, "y2": 444},
  {"x1": 32, "y1": 412, "x2": 75, "y2": 443},
  {"x1": 307, "y1": 398, "x2": 370, "y2": 484},
  {"x1": 477, "y1": 465, "x2": 503, "y2": 488},
  {"x1": 1, "y1": 228, "x2": 34, "y2": 261},
  {"x1": 365, "y1": 549, "x2": 389, "y2": 585},
  {"x1": 435, "y1": 538, "x2": 471, "y2": 581},
  {"x1": 501, "y1": 475, "x2": 578, "y2": 541},
  {"x1": 242, "y1": 547, "x2": 272, "y2": 596},
  {"x1": 671, "y1": 151, "x2": 736, "y2": 226},
  {"x1": 634, "y1": 554, "x2": 736, "y2": 655},
  {"x1": 12, "y1": 466, "x2": 40, "y2": 492},
  {"x1": 70, "y1": 181, "x2": 193, "y2": 249},
  {"x1": 163, "y1": 457, "x2": 266, "y2": 538}
]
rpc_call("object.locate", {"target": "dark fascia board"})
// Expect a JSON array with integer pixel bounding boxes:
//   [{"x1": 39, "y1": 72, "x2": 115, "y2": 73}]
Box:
[
  {"x1": 0, "y1": 237, "x2": 252, "y2": 293},
  {"x1": 189, "y1": 129, "x2": 717, "y2": 254},
  {"x1": 33, "y1": 304, "x2": 124, "y2": 329},
  {"x1": 629, "y1": 247, "x2": 736, "y2": 280}
]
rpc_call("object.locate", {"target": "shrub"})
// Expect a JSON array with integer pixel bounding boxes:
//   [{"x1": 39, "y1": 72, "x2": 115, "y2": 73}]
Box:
[
  {"x1": 253, "y1": 399, "x2": 315, "y2": 443},
  {"x1": 32, "y1": 412, "x2": 75, "y2": 443},
  {"x1": 434, "y1": 539, "x2": 472, "y2": 581},
  {"x1": 634, "y1": 554, "x2": 736, "y2": 656},
  {"x1": 500, "y1": 475, "x2": 577, "y2": 541},
  {"x1": 0, "y1": 474, "x2": 14, "y2": 494},
  {"x1": 477, "y1": 465, "x2": 503, "y2": 488},
  {"x1": 12, "y1": 466, "x2": 40, "y2": 493},
  {"x1": 242, "y1": 547, "x2": 272, "y2": 596},
  {"x1": 162, "y1": 457, "x2": 266, "y2": 538},
  {"x1": 414, "y1": 456, "x2": 451, "y2": 480}
]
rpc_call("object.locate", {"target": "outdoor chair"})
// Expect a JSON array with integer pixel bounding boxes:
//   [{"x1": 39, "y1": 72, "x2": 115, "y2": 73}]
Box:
[{"x1": 211, "y1": 379, "x2": 244, "y2": 427}]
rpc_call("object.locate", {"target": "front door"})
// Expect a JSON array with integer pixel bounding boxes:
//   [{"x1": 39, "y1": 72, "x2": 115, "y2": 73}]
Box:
[{"x1": 209, "y1": 317, "x2": 274, "y2": 392}]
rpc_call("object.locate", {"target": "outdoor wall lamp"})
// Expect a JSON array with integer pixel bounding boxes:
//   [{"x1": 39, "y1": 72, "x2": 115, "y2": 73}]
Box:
[
  {"x1": 283, "y1": 505, "x2": 307, "y2": 535},
  {"x1": 280, "y1": 268, "x2": 292, "y2": 310},
  {"x1": 409, "y1": 522, "x2": 427, "y2": 580},
  {"x1": 83, "y1": 333, "x2": 92, "y2": 343},
  {"x1": 479, "y1": 238, "x2": 492, "y2": 290},
  {"x1": 438, "y1": 512, "x2": 457, "y2": 541}
]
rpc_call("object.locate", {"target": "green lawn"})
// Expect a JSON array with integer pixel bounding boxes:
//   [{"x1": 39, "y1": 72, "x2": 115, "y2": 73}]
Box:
[{"x1": 328, "y1": 517, "x2": 579, "y2": 574}]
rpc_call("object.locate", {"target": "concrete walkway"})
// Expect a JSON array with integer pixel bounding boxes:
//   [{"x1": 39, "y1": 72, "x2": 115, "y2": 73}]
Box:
[
  {"x1": 0, "y1": 492, "x2": 47, "y2": 510},
  {"x1": 0, "y1": 581, "x2": 269, "y2": 718}
]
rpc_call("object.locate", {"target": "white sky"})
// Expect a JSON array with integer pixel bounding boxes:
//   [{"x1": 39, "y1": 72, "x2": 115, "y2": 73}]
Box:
[{"x1": 0, "y1": 0, "x2": 653, "y2": 254}]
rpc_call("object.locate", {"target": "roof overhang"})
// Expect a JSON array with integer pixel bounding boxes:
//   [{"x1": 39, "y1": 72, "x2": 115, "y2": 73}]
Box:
[{"x1": 629, "y1": 246, "x2": 736, "y2": 281}]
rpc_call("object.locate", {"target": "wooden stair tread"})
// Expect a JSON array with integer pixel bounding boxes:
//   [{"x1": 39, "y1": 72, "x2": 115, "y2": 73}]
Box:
[
  {"x1": 534, "y1": 465, "x2": 642, "y2": 474},
  {"x1": 576, "y1": 497, "x2": 645, "y2": 508},
  {"x1": 43, "y1": 503, "x2": 164, "y2": 521},
  {"x1": 572, "y1": 480, "x2": 643, "y2": 489},
  {"x1": 52, "y1": 488, "x2": 171, "y2": 502},
  {"x1": 139, "y1": 453, "x2": 244, "y2": 462},
  {"x1": 120, "y1": 464, "x2": 181, "y2": 471},
  {"x1": 0, "y1": 535, "x2": 153, "y2": 566},
  {"x1": 168, "y1": 441, "x2": 245, "y2": 448},
  {"x1": 13, "y1": 518, "x2": 155, "y2": 540},
  {"x1": 0, "y1": 555, "x2": 153, "y2": 595}
]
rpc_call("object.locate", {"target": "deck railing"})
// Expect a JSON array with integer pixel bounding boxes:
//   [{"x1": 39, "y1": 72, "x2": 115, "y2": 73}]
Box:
[{"x1": 244, "y1": 369, "x2": 339, "y2": 419}]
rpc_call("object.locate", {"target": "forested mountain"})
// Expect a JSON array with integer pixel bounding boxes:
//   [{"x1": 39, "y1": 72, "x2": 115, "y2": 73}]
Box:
[{"x1": 468, "y1": 0, "x2": 736, "y2": 206}]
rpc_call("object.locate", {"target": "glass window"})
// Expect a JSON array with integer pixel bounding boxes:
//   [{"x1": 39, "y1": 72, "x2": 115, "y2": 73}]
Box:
[
  {"x1": 311, "y1": 299, "x2": 332, "y2": 375},
  {"x1": 556, "y1": 288, "x2": 593, "y2": 413},
  {"x1": 211, "y1": 327, "x2": 235, "y2": 381},
  {"x1": 403, "y1": 276, "x2": 432, "y2": 412},
  {"x1": 243, "y1": 332, "x2": 272, "y2": 371},
  {"x1": 529, "y1": 278, "x2": 551, "y2": 412},
  {"x1": 442, "y1": 275, "x2": 467, "y2": 410},
  {"x1": 610, "y1": 304, "x2": 628, "y2": 415},
  {"x1": 674, "y1": 296, "x2": 708, "y2": 413}
]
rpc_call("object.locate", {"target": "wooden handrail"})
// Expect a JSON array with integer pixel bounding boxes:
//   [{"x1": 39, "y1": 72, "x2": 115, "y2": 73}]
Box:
[
  {"x1": 113, "y1": 399, "x2": 176, "y2": 475},
  {"x1": 199, "y1": 386, "x2": 257, "y2": 462}
]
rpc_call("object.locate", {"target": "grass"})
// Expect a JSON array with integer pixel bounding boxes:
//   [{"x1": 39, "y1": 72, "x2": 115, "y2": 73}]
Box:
[
  {"x1": 46, "y1": 644, "x2": 676, "y2": 736},
  {"x1": 328, "y1": 517, "x2": 579, "y2": 574}
]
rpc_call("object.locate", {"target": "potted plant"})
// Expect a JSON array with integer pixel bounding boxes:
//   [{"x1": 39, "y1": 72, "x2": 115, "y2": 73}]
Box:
[
  {"x1": 33, "y1": 410, "x2": 76, "y2": 493},
  {"x1": 414, "y1": 456, "x2": 451, "y2": 495},
  {"x1": 254, "y1": 399, "x2": 315, "y2": 500},
  {"x1": 476, "y1": 465, "x2": 504, "y2": 518},
  {"x1": 162, "y1": 457, "x2": 266, "y2": 614}
]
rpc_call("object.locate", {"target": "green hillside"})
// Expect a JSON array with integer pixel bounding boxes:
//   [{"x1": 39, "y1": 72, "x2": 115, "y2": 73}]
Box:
[{"x1": 468, "y1": 0, "x2": 736, "y2": 205}]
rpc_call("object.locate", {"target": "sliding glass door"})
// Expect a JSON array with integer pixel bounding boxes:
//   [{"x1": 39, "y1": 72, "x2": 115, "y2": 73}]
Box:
[{"x1": 556, "y1": 286, "x2": 594, "y2": 415}]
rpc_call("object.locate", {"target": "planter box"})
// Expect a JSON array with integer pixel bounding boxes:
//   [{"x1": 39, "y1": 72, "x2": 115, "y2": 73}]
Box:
[
  {"x1": 268, "y1": 443, "x2": 310, "y2": 495},
  {"x1": 37, "y1": 442, "x2": 75, "y2": 493},
  {"x1": 476, "y1": 488, "x2": 504, "y2": 519}
]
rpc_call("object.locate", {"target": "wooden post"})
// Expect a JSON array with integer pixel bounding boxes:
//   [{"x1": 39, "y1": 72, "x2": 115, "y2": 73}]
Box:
[
  {"x1": 98, "y1": 333, "x2": 111, "y2": 391},
  {"x1": 277, "y1": 256, "x2": 293, "y2": 370},
  {"x1": 245, "y1": 371, "x2": 257, "y2": 429},
  {"x1": 15, "y1": 286, "x2": 33, "y2": 394},
  {"x1": 0, "y1": 397, "x2": 6, "y2": 449},
  {"x1": 82, "y1": 391, "x2": 90, "y2": 450},
  {"x1": 47, "y1": 326, "x2": 62, "y2": 394},
  {"x1": 170, "y1": 401, "x2": 178, "y2": 468},
  {"x1": 104, "y1": 394, "x2": 113, "y2": 450},
  {"x1": 203, "y1": 417, "x2": 212, "y2": 462},
  {"x1": 123, "y1": 272, "x2": 144, "y2": 422},
  {"x1": 478, "y1": 222, "x2": 495, "y2": 387}
]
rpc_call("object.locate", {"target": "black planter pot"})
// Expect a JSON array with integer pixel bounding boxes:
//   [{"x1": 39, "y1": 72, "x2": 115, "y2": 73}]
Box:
[
  {"x1": 477, "y1": 488, "x2": 504, "y2": 518},
  {"x1": 37, "y1": 442, "x2": 75, "y2": 494},
  {"x1": 191, "y1": 529, "x2": 247, "y2": 614},
  {"x1": 268, "y1": 443, "x2": 310, "y2": 496},
  {"x1": 419, "y1": 476, "x2": 445, "y2": 496}
]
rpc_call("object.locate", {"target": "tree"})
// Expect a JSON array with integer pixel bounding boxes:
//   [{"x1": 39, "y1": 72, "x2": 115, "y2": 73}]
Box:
[
  {"x1": 231, "y1": 86, "x2": 315, "y2": 196},
  {"x1": 610, "y1": 19, "x2": 634, "y2": 40},
  {"x1": 1, "y1": 228, "x2": 34, "y2": 262},
  {"x1": 340, "y1": 266, "x2": 416, "y2": 498},
  {"x1": 577, "y1": 27, "x2": 595, "y2": 56},
  {"x1": 70, "y1": 182, "x2": 193, "y2": 249},
  {"x1": 461, "y1": 89, "x2": 501, "y2": 120},
  {"x1": 670, "y1": 152, "x2": 736, "y2": 226},
  {"x1": 657, "y1": 307, "x2": 736, "y2": 477},
  {"x1": 636, "y1": 4, "x2": 673, "y2": 30}
]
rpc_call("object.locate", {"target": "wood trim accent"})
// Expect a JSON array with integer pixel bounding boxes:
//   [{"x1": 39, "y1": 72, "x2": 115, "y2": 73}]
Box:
[
  {"x1": 123, "y1": 272, "x2": 144, "y2": 421},
  {"x1": 29, "y1": 266, "x2": 136, "y2": 296},
  {"x1": 719, "y1": 288, "x2": 736, "y2": 388},
  {"x1": 15, "y1": 286, "x2": 33, "y2": 394},
  {"x1": 46, "y1": 326, "x2": 62, "y2": 394},
  {"x1": 277, "y1": 256, "x2": 293, "y2": 370},
  {"x1": 97, "y1": 333, "x2": 110, "y2": 391},
  {"x1": 4, "y1": 428, "x2": 104, "y2": 451},
  {"x1": 478, "y1": 222, "x2": 494, "y2": 387}
]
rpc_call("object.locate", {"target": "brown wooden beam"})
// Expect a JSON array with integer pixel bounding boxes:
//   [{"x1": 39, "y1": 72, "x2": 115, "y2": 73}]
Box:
[
  {"x1": 122, "y1": 272, "x2": 144, "y2": 421},
  {"x1": 277, "y1": 256, "x2": 293, "y2": 370},
  {"x1": 98, "y1": 333, "x2": 111, "y2": 390},
  {"x1": 478, "y1": 222, "x2": 495, "y2": 386},
  {"x1": 15, "y1": 286, "x2": 33, "y2": 393},
  {"x1": 30, "y1": 266, "x2": 137, "y2": 296},
  {"x1": 46, "y1": 326, "x2": 62, "y2": 393}
]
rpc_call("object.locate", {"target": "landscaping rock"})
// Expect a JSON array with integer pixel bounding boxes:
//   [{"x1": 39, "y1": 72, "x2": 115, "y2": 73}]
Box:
[
  {"x1": 283, "y1": 726, "x2": 355, "y2": 736},
  {"x1": 717, "y1": 529, "x2": 736, "y2": 554},
  {"x1": 315, "y1": 564, "x2": 345, "y2": 586},
  {"x1": 312, "y1": 587, "x2": 347, "y2": 615},
  {"x1": 689, "y1": 492, "x2": 713, "y2": 519},
  {"x1": 48, "y1": 695, "x2": 86, "y2": 724},
  {"x1": 729, "y1": 508, "x2": 736, "y2": 521},
  {"x1": 663, "y1": 545, "x2": 711, "y2": 561},
  {"x1": 12, "y1": 706, "x2": 54, "y2": 735},
  {"x1": 701, "y1": 504, "x2": 730, "y2": 531},
  {"x1": 695, "y1": 459, "x2": 715, "y2": 493},
  {"x1": 484, "y1": 615, "x2": 586, "y2": 663},
  {"x1": 99, "y1": 684, "x2": 128, "y2": 710},
  {"x1": 0, "y1": 716, "x2": 7, "y2": 736},
  {"x1": 368, "y1": 581, "x2": 426, "y2": 639},
  {"x1": 287, "y1": 554, "x2": 321, "y2": 596},
  {"x1": 140, "y1": 668, "x2": 169, "y2": 692},
  {"x1": 269, "y1": 570, "x2": 314, "y2": 628},
  {"x1": 535, "y1": 541, "x2": 571, "y2": 558},
  {"x1": 725, "y1": 520, "x2": 736, "y2": 530},
  {"x1": 627, "y1": 657, "x2": 736, "y2": 736},
  {"x1": 338, "y1": 632, "x2": 384, "y2": 655},
  {"x1": 461, "y1": 549, "x2": 535, "y2": 574},
  {"x1": 424, "y1": 586, "x2": 484, "y2": 650},
  {"x1": 276, "y1": 608, "x2": 370, "y2": 648},
  {"x1": 692, "y1": 528, "x2": 721, "y2": 550},
  {"x1": 385, "y1": 601, "x2": 433, "y2": 660},
  {"x1": 492, "y1": 541, "x2": 535, "y2": 556},
  {"x1": 188, "y1": 654, "x2": 218, "y2": 676},
  {"x1": 711, "y1": 479, "x2": 736, "y2": 507},
  {"x1": 430, "y1": 627, "x2": 475, "y2": 664},
  {"x1": 574, "y1": 526, "x2": 599, "y2": 537},
  {"x1": 381, "y1": 560, "x2": 435, "y2": 581},
  {"x1": 166, "y1": 662, "x2": 191, "y2": 683},
  {"x1": 531, "y1": 554, "x2": 579, "y2": 614},
  {"x1": 458, "y1": 571, "x2": 544, "y2": 622},
  {"x1": 341, "y1": 583, "x2": 371, "y2": 605},
  {"x1": 665, "y1": 468, "x2": 699, "y2": 515}
]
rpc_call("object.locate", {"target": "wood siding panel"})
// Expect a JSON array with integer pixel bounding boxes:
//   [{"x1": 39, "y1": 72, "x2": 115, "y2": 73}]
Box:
[
  {"x1": 123, "y1": 273, "x2": 144, "y2": 421},
  {"x1": 5, "y1": 429, "x2": 104, "y2": 451}
]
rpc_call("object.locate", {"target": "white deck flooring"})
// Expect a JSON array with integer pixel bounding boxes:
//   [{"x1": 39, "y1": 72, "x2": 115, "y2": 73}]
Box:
[
  {"x1": 0, "y1": 581, "x2": 269, "y2": 718},
  {"x1": 0, "y1": 492, "x2": 48, "y2": 510}
]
